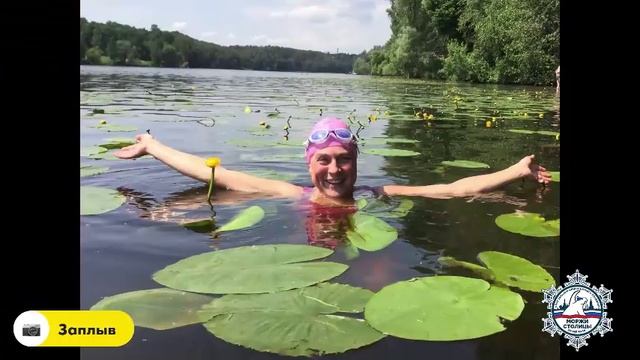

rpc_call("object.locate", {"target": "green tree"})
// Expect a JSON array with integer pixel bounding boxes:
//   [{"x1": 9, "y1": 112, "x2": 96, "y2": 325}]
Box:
[{"x1": 85, "y1": 47, "x2": 104, "y2": 65}]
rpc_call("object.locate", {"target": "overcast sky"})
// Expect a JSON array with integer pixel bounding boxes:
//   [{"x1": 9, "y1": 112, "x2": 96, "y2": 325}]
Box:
[{"x1": 80, "y1": 0, "x2": 392, "y2": 54}]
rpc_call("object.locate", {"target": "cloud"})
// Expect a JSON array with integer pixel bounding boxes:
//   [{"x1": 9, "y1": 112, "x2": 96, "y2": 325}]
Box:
[
  {"x1": 260, "y1": 1, "x2": 383, "y2": 24},
  {"x1": 227, "y1": 33, "x2": 236, "y2": 39},
  {"x1": 200, "y1": 31, "x2": 217, "y2": 38},
  {"x1": 251, "y1": 34, "x2": 290, "y2": 46},
  {"x1": 264, "y1": 5, "x2": 335, "y2": 23},
  {"x1": 171, "y1": 21, "x2": 187, "y2": 30}
]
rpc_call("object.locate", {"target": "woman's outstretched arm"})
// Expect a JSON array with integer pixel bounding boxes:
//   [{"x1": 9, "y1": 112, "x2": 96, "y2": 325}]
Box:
[
  {"x1": 382, "y1": 155, "x2": 551, "y2": 199},
  {"x1": 114, "y1": 134, "x2": 303, "y2": 197}
]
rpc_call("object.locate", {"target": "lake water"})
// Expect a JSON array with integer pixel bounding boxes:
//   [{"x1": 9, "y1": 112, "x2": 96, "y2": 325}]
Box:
[{"x1": 80, "y1": 65, "x2": 560, "y2": 359}]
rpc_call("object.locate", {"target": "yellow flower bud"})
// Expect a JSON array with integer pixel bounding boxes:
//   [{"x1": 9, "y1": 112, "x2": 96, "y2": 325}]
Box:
[{"x1": 205, "y1": 157, "x2": 221, "y2": 168}]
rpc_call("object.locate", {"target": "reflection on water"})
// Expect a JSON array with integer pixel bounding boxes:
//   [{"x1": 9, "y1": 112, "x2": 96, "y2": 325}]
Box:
[{"x1": 81, "y1": 66, "x2": 559, "y2": 360}]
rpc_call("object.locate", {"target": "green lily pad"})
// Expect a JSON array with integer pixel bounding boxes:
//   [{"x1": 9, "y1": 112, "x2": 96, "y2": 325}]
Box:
[
  {"x1": 343, "y1": 243, "x2": 361, "y2": 260},
  {"x1": 364, "y1": 276, "x2": 524, "y2": 341},
  {"x1": 478, "y1": 251, "x2": 556, "y2": 292},
  {"x1": 200, "y1": 283, "x2": 383, "y2": 357},
  {"x1": 508, "y1": 129, "x2": 559, "y2": 137},
  {"x1": 80, "y1": 146, "x2": 108, "y2": 157},
  {"x1": 437, "y1": 256, "x2": 495, "y2": 281},
  {"x1": 536, "y1": 130, "x2": 560, "y2": 137},
  {"x1": 99, "y1": 138, "x2": 135, "y2": 149},
  {"x1": 80, "y1": 165, "x2": 109, "y2": 177},
  {"x1": 182, "y1": 219, "x2": 215, "y2": 233},
  {"x1": 346, "y1": 213, "x2": 398, "y2": 252},
  {"x1": 361, "y1": 148, "x2": 421, "y2": 157},
  {"x1": 89, "y1": 151, "x2": 121, "y2": 161},
  {"x1": 91, "y1": 288, "x2": 213, "y2": 330},
  {"x1": 356, "y1": 198, "x2": 368, "y2": 210},
  {"x1": 95, "y1": 124, "x2": 138, "y2": 132},
  {"x1": 363, "y1": 138, "x2": 419, "y2": 146},
  {"x1": 383, "y1": 199, "x2": 414, "y2": 218},
  {"x1": 227, "y1": 139, "x2": 271, "y2": 148},
  {"x1": 550, "y1": 171, "x2": 560, "y2": 182},
  {"x1": 441, "y1": 160, "x2": 490, "y2": 169},
  {"x1": 385, "y1": 138, "x2": 419, "y2": 144},
  {"x1": 357, "y1": 198, "x2": 414, "y2": 218},
  {"x1": 495, "y1": 212, "x2": 560, "y2": 237},
  {"x1": 152, "y1": 244, "x2": 349, "y2": 294},
  {"x1": 216, "y1": 206, "x2": 265, "y2": 233},
  {"x1": 246, "y1": 170, "x2": 298, "y2": 181},
  {"x1": 81, "y1": 186, "x2": 126, "y2": 215},
  {"x1": 240, "y1": 153, "x2": 304, "y2": 162},
  {"x1": 508, "y1": 129, "x2": 535, "y2": 134}
]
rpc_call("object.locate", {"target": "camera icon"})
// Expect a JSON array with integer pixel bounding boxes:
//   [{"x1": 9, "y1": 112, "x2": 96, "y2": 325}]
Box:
[{"x1": 22, "y1": 324, "x2": 40, "y2": 337}]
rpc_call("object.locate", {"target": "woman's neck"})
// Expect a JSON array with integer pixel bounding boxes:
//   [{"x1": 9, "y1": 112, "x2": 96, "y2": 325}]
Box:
[{"x1": 309, "y1": 188, "x2": 355, "y2": 207}]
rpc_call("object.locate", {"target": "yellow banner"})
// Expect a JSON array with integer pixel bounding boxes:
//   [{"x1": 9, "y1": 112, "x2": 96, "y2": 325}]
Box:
[{"x1": 14, "y1": 310, "x2": 134, "y2": 347}]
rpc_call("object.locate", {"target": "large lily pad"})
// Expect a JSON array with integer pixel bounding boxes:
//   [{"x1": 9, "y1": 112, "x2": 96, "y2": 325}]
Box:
[
  {"x1": 100, "y1": 138, "x2": 136, "y2": 149},
  {"x1": 95, "y1": 124, "x2": 138, "y2": 132},
  {"x1": 495, "y1": 212, "x2": 560, "y2": 237},
  {"x1": 364, "y1": 276, "x2": 524, "y2": 341},
  {"x1": 80, "y1": 165, "x2": 109, "y2": 177},
  {"x1": 200, "y1": 283, "x2": 383, "y2": 357},
  {"x1": 91, "y1": 288, "x2": 213, "y2": 330},
  {"x1": 152, "y1": 244, "x2": 349, "y2": 294},
  {"x1": 346, "y1": 212, "x2": 398, "y2": 251},
  {"x1": 357, "y1": 198, "x2": 414, "y2": 218},
  {"x1": 549, "y1": 171, "x2": 560, "y2": 182},
  {"x1": 441, "y1": 160, "x2": 490, "y2": 169},
  {"x1": 361, "y1": 148, "x2": 421, "y2": 157},
  {"x1": 478, "y1": 251, "x2": 555, "y2": 292},
  {"x1": 80, "y1": 186, "x2": 126, "y2": 215},
  {"x1": 80, "y1": 146, "x2": 108, "y2": 157},
  {"x1": 216, "y1": 206, "x2": 265, "y2": 233}
]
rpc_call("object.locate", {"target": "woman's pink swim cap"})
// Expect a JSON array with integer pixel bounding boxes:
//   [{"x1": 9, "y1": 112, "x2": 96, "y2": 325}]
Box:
[{"x1": 304, "y1": 117, "x2": 358, "y2": 164}]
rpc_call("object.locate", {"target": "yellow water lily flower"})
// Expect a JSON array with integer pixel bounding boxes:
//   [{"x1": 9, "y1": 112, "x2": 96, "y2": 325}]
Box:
[
  {"x1": 485, "y1": 120, "x2": 492, "y2": 128},
  {"x1": 206, "y1": 157, "x2": 221, "y2": 168},
  {"x1": 244, "y1": 106, "x2": 252, "y2": 113}
]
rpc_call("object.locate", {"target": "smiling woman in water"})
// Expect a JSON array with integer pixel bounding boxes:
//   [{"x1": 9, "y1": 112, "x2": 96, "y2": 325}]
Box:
[{"x1": 115, "y1": 117, "x2": 551, "y2": 207}]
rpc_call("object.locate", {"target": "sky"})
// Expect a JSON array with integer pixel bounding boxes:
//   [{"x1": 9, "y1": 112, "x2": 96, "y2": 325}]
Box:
[{"x1": 80, "y1": 0, "x2": 392, "y2": 54}]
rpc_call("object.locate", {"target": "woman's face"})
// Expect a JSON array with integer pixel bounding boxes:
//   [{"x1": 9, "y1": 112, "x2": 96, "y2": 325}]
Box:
[{"x1": 308, "y1": 146, "x2": 357, "y2": 199}]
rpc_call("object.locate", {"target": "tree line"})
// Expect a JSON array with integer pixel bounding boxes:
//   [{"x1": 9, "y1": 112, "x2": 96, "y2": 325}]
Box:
[
  {"x1": 353, "y1": 0, "x2": 559, "y2": 85},
  {"x1": 80, "y1": 18, "x2": 356, "y2": 73}
]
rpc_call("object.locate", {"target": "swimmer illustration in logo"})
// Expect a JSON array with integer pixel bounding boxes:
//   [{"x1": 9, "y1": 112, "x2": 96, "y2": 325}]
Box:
[{"x1": 554, "y1": 289, "x2": 602, "y2": 319}]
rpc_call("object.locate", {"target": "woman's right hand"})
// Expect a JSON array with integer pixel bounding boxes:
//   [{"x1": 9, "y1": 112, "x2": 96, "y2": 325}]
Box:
[{"x1": 114, "y1": 133, "x2": 156, "y2": 159}]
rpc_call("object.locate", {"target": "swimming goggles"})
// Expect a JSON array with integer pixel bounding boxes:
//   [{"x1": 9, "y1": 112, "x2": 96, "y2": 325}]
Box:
[{"x1": 304, "y1": 128, "x2": 357, "y2": 147}]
